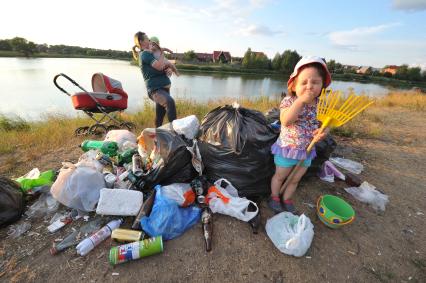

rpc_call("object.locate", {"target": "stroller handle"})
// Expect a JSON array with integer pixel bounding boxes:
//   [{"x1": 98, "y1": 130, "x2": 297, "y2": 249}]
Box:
[{"x1": 53, "y1": 73, "x2": 88, "y2": 96}]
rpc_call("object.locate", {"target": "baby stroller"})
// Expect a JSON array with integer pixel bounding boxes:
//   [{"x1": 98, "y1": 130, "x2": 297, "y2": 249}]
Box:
[{"x1": 53, "y1": 73, "x2": 136, "y2": 136}]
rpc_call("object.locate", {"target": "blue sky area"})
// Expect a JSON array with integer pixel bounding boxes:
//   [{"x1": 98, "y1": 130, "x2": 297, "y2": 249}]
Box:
[{"x1": 1, "y1": 0, "x2": 426, "y2": 68}]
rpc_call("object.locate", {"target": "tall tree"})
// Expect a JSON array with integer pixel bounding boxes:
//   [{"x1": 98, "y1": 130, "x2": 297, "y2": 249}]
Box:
[
  {"x1": 0, "y1": 39, "x2": 12, "y2": 51},
  {"x1": 271, "y1": 52, "x2": 282, "y2": 70},
  {"x1": 280, "y1": 50, "x2": 301, "y2": 73},
  {"x1": 10, "y1": 37, "x2": 37, "y2": 56},
  {"x1": 183, "y1": 50, "x2": 196, "y2": 61},
  {"x1": 242, "y1": 48, "x2": 253, "y2": 68}
]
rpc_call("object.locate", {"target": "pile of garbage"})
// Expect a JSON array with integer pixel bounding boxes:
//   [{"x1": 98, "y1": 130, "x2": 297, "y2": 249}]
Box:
[{"x1": 0, "y1": 104, "x2": 390, "y2": 263}]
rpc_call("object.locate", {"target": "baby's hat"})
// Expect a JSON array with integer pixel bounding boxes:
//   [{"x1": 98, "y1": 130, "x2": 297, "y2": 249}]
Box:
[
  {"x1": 287, "y1": 56, "x2": 331, "y2": 88},
  {"x1": 149, "y1": 36, "x2": 160, "y2": 45}
]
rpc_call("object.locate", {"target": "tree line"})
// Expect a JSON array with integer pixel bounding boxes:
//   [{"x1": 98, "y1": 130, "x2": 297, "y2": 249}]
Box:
[
  {"x1": 0, "y1": 37, "x2": 132, "y2": 59},
  {"x1": 241, "y1": 48, "x2": 426, "y2": 82}
]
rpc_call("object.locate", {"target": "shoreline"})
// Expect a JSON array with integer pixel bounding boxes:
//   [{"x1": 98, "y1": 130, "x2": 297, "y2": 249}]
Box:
[{"x1": 2, "y1": 54, "x2": 426, "y2": 89}]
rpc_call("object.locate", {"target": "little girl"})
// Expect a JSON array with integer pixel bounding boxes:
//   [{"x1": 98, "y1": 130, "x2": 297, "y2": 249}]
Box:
[{"x1": 269, "y1": 56, "x2": 331, "y2": 213}]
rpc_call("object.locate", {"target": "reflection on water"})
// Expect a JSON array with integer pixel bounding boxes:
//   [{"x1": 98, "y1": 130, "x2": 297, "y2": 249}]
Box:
[{"x1": 0, "y1": 57, "x2": 405, "y2": 120}]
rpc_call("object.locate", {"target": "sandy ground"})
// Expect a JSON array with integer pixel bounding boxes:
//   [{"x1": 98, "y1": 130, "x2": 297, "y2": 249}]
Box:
[{"x1": 0, "y1": 108, "x2": 425, "y2": 283}]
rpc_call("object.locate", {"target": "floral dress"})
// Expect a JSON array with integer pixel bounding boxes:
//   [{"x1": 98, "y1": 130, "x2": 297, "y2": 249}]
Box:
[{"x1": 271, "y1": 95, "x2": 319, "y2": 160}]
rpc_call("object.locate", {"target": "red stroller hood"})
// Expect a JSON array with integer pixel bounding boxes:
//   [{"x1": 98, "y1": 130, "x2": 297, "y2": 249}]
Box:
[{"x1": 91, "y1": 73, "x2": 128, "y2": 98}]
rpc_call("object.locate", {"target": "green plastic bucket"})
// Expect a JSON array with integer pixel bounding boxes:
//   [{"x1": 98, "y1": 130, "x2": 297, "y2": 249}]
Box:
[{"x1": 316, "y1": 195, "x2": 355, "y2": 229}]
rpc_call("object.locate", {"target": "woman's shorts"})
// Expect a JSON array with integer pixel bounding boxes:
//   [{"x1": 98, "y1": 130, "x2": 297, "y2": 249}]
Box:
[{"x1": 274, "y1": 154, "x2": 312, "y2": 168}]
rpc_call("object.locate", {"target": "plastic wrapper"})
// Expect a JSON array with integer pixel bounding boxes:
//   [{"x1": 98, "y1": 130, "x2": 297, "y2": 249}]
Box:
[
  {"x1": 198, "y1": 105, "x2": 278, "y2": 197},
  {"x1": 172, "y1": 115, "x2": 200, "y2": 140},
  {"x1": 25, "y1": 189, "x2": 59, "y2": 219},
  {"x1": 7, "y1": 222, "x2": 31, "y2": 238},
  {"x1": 330, "y1": 157, "x2": 364, "y2": 175},
  {"x1": 345, "y1": 181, "x2": 389, "y2": 212},
  {"x1": 104, "y1": 129, "x2": 137, "y2": 151}
]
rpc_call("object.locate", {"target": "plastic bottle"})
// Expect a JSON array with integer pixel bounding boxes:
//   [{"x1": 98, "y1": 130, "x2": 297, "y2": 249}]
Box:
[
  {"x1": 109, "y1": 236, "x2": 163, "y2": 265},
  {"x1": 76, "y1": 219, "x2": 123, "y2": 256},
  {"x1": 80, "y1": 140, "x2": 119, "y2": 157},
  {"x1": 51, "y1": 218, "x2": 104, "y2": 255},
  {"x1": 118, "y1": 148, "x2": 138, "y2": 165}
]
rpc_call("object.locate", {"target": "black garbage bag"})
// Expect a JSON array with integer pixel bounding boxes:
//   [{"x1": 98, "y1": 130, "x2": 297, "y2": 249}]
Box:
[
  {"x1": 264, "y1": 107, "x2": 280, "y2": 124},
  {"x1": 143, "y1": 126, "x2": 198, "y2": 189},
  {"x1": 0, "y1": 176, "x2": 25, "y2": 228},
  {"x1": 306, "y1": 134, "x2": 337, "y2": 177},
  {"x1": 198, "y1": 105, "x2": 278, "y2": 198}
]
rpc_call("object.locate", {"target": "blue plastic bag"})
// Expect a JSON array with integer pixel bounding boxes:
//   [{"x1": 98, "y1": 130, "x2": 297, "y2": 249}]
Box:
[{"x1": 141, "y1": 185, "x2": 201, "y2": 240}]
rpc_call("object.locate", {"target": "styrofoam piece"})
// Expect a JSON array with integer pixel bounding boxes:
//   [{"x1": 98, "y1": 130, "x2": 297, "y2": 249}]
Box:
[{"x1": 96, "y1": 189, "x2": 143, "y2": 216}]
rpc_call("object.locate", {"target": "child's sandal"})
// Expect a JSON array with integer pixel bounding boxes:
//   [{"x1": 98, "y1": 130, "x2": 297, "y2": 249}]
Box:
[{"x1": 283, "y1": 199, "x2": 296, "y2": 214}]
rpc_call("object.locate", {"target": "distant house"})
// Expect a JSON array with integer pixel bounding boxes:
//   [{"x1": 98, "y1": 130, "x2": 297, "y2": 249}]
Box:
[
  {"x1": 213, "y1": 51, "x2": 232, "y2": 63},
  {"x1": 342, "y1": 65, "x2": 359, "y2": 72},
  {"x1": 252, "y1": 51, "x2": 266, "y2": 57},
  {"x1": 382, "y1": 65, "x2": 399, "y2": 75},
  {"x1": 195, "y1": 52, "x2": 213, "y2": 62},
  {"x1": 356, "y1": 66, "x2": 372, "y2": 74},
  {"x1": 169, "y1": 53, "x2": 184, "y2": 60}
]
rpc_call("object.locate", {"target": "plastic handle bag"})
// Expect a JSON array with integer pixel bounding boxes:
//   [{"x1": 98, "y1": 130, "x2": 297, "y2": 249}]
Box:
[
  {"x1": 266, "y1": 212, "x2": 314, "y2": 257},
  {"x1": 207, "y1": 181, "x2": 258, "y2": 222},
  {"x1": 141, "y1": 185, "x2": 201, "y2": 240}
]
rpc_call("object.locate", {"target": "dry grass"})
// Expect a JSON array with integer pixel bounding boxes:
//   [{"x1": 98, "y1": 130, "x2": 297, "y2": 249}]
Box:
[
  {"x1": 0, "y1": 91, "x2": 423, "y2": 156},
  {"x1": 376, "y1": 91, "x2": 426, "y2": 111}
]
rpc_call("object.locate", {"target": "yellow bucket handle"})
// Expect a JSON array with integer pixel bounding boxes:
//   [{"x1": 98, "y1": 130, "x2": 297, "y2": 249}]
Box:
[{"x1": 316, "y1": 196, "x2": 355, "y2": 226}]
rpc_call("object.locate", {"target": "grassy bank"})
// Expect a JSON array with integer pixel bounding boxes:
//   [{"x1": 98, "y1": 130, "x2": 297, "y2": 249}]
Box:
[{"x1": 0, "y1": 92, "x2": 425, "y2": 167}]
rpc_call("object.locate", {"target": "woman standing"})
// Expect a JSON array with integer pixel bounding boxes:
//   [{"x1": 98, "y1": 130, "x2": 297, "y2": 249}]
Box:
[{"x1": 133, "y1": 31, "x2": 176, "y2": 128}]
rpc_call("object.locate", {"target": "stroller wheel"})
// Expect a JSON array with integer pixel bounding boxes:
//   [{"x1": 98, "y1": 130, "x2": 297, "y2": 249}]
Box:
[
  {"x1": 75, "y1": 126, "x2": 89, "y2": 136},
  {"x1": 106, "y1": 125, "x2": 121, "y2": 132},
  {"x1": 88, "y1": 124, "x2": 107, "y2": 136},
  {"x1": 120, "y1": 122, "x2": 136, "y2": 132}
]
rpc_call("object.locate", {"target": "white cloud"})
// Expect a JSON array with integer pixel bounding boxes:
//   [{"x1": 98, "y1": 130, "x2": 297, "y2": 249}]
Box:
[
  {"x1": 328, "y1": 23, "x2": 402, "y2": 50},
  {"x1": 392, "y1": 0, "x2": 426, "y2": 11},
  {"x1": 238, "y1": 24, "x2": 284, "y2": 36}
]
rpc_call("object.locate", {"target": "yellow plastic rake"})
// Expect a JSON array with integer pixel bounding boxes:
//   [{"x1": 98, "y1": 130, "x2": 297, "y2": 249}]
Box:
[{"x1": 279, "y1": 89, "x2": 374, "y2": 195}]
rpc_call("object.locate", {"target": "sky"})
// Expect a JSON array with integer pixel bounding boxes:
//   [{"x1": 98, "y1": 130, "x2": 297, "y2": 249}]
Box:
[{"x1": 1, "y1": 0, "x2": 426, "y2": 69}]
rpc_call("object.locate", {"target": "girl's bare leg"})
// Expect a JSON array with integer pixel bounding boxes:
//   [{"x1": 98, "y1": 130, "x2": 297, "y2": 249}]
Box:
[{"x1": 270, "y1": 166, "x2": 293, "y2": 197}]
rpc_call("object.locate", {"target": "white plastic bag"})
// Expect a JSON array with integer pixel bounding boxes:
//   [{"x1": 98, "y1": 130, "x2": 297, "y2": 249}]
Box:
[
  {"x1": 329, "y1": 157, "x2": 364, "y2": 174},
  {"x1": 266, "y1": 212, "x2": 314, "y2": 257},
  {"x1": 96, "y1": 188, "x2": 143, "y2": 216},
  {"x1": 76, "y1": 150, "x2": 104, "y2": 172},
  {"x1": 207, "y1": 180, "x2": 258, "y2": 222},
  {"x1": 104, "y1": 129, "x2": 137, "y2": 150},
  {"x1": 161, "y1": 183, "x2": 194, "y2": 207},
  {"x1": 50, "y1": 162, "x2": 105, "y2": 212},
  {"x1": 172, "y1": 115, "x2": 200, "y2": 140},
  {"x1": 344, "y1": 181, "x2": 389, "y2": 212},
  {"x1": 214, "y1": 178, "x2": 239, "y2": 197}
]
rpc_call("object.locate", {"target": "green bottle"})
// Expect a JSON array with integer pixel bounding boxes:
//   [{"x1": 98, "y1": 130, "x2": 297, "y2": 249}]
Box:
[
  {"x1": 118, "y1": 148, "x2": 138, "y2": 165},
  {"x1": 15, "y1": 169, "x2": 56, "y2": 193},
  {"x1": 80, "y1": 140, "x2": 119, "y2": 157}
]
